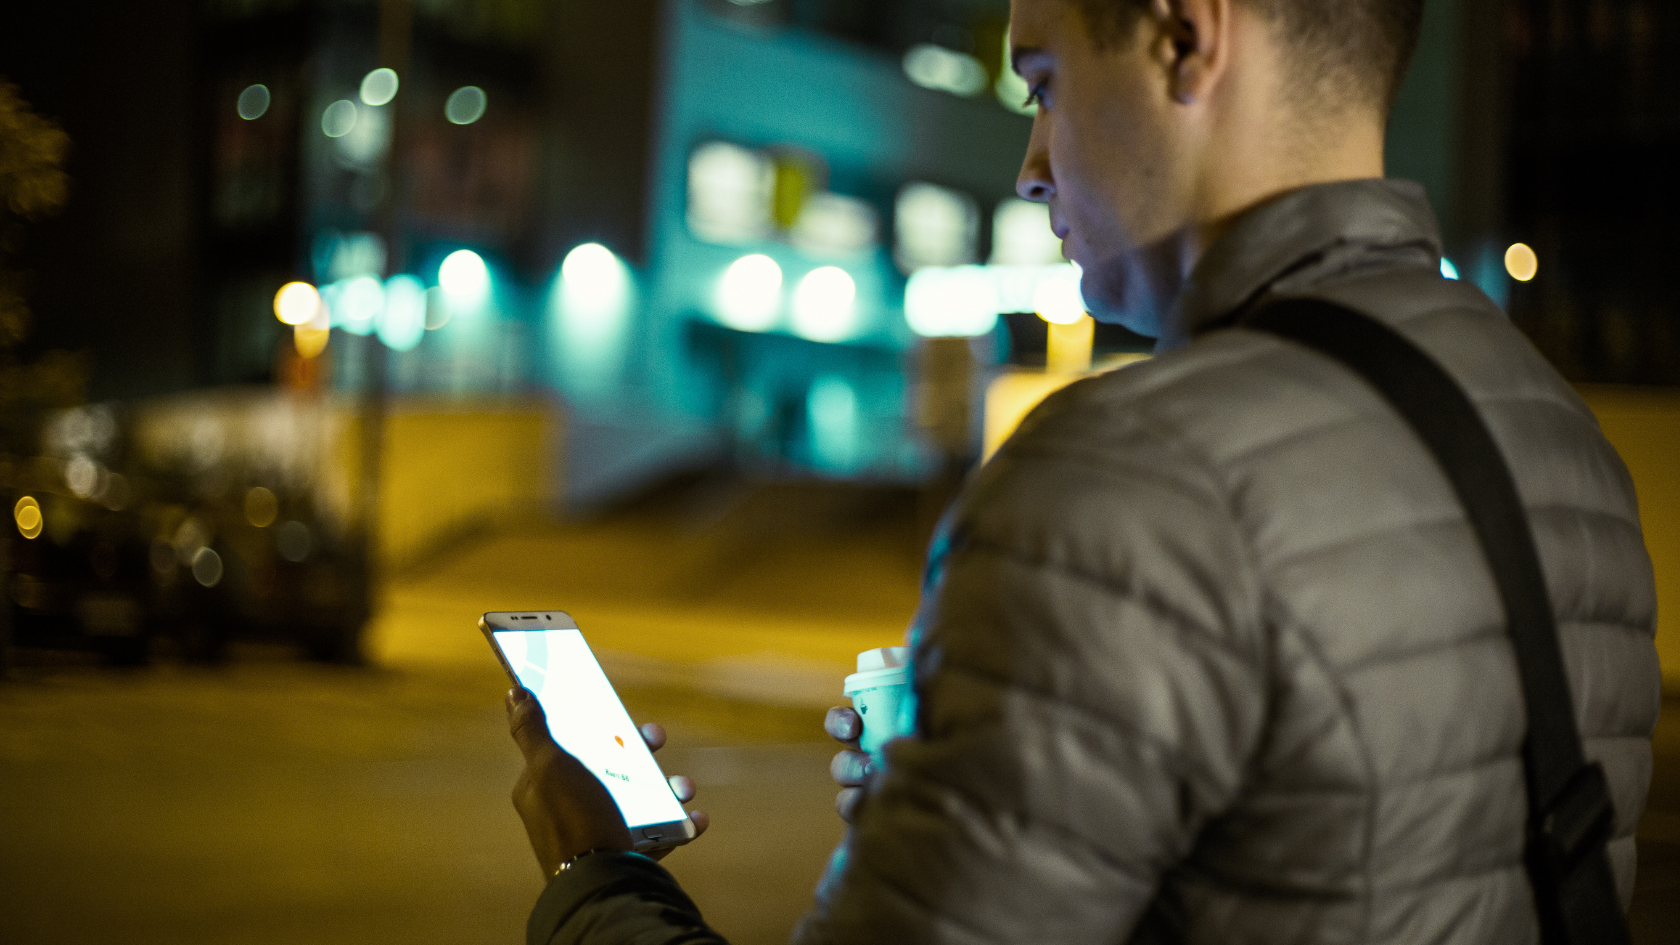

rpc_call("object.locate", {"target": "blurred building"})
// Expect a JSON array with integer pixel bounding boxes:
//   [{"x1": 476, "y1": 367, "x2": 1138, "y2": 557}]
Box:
[{"x1": 5, "y1": 0, "x2": 1675, "y2": 507}]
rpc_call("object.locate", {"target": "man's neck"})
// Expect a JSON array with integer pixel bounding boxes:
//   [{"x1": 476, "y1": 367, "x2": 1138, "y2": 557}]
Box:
[
  {"x1": 1185, "y1": 114, "x2": 1389, "y2": 276},
  {"x1": 1087, "y1": 114, "x2": 1388, "y2": 338}
]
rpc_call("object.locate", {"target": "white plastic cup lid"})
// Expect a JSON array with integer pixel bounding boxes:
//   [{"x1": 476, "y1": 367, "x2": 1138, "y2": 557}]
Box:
[{"x1": 856, "y1": 646, "x2": 909, "y2": 673}]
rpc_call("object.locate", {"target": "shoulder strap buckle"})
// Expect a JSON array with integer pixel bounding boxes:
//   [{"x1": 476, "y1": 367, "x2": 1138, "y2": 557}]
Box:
[{"x1": 1537, "y1": 762, "x2": 1616, "y2": 879}]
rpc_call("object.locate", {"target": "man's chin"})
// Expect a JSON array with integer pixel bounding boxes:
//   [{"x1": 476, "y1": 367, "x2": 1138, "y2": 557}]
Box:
[{"x1": 1080, "y1": 253, "x2": 1166, "y2": 339}]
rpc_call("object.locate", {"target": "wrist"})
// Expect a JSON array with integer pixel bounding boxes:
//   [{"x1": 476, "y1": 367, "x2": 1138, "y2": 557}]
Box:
[{"x1": 550, "y1": 847, "x2": 621, "y2": 879}]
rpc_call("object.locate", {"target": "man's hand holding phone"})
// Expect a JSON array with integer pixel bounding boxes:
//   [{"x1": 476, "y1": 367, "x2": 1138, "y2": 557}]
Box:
[{"x1": 507, "y1": 687, "x2": 709, "y2": 876}]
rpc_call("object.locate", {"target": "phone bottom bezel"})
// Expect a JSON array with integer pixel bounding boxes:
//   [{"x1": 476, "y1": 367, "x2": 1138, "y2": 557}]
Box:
[{"x1": 629, "y1": 815, "x2": 699, "y2": 852}]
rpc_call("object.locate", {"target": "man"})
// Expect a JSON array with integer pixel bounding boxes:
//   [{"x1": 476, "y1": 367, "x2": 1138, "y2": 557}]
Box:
[{"x1": 504, "y1": 0, "x2": 1661, "y2": 941}]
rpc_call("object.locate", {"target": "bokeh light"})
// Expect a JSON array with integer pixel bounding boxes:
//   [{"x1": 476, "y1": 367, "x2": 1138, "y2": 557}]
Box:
[
  {"x1": 438, "y1": 249, "x2": 490, "y2": 300},
  {"x1": 1505, "y1": 242, "x2": 1539, "y2": 282},
  {"x1": 379, "y1": 274, "x2": 427, "y2": 351},
  {"x1": 991, "y1": 199, "x2": 1063, "y2": 265},
  {"x1": 808, "y1": 376, "x2": 859, "y2": 470},
  {"x1": 904, "y1": 266, "x2": 999, "y2": 337},
  {"x1": 423, "y1": 286, "x2": 452, "y2": 330},
  {"x1": 337, "y1": 275, "x2": 384, "y2": 335},
  {"x1": 14, "y1": 496, "x2": 42, "y2": 540},
  {"x1": 295, "y1": 295, "x2": 331, "y2": 359},
  {"x1": 191, "y1": 547, "x2": 224, "y2": 588},
  {"x1": 334, "y1": 104, "x2": 390, "y2": 166},
  {"x1": 173, "y1": 517, "x2": 210, "y2": 563},
  {"x1": 902, "y1": 44, "x2": 988, "y2": 97},
  {"x1": 790, "y1": 266, "x2": 858, "y2": 342},
  {"x1": 553, "y1": 243, "x2": 633, "y2": 397},
  {"x1": 321, "y1": 99, "x2": 358, "y2": 138},
  {"x1": 561, "y1": 243, "x2": 629, "y2": 307},
  {"x1": 277, "y1": 520, "x2": 312, "y2": 562},
  {"x1": 687, "y1": 142, "x2": 774, "y2": 245},
  {"x1": 245, "y1": 486, "x2": 278, "y2": 528},
  {"x1": 273, "y1": 281, "x2": 321, "y2": 325},
  {"x1": 294, "y1": 323, "x2": 330, "y2": 359},
  {"x1": 360, "y1": 68, "x2": 399, "y2": 106},
  {"x1": 66, "y1": 455, "x2": 99, "y2": 497},
  {"x1": 714, "y1": 254, "x2": 782, "y2": 332},
  {"x1": 237, "y1": 84, "x2": 270, "y2": 120},
  {"x1": 445, "y1": 86, "x2": 487, "y2": 125},
  {"x1": 1440, "y1": 257, "x2": 1460, "y2": 280},
  {"x1": 895, "y1": 183, "x2": 978, "y2": 272},
  {"x1": 1033, "y1": 265, "x2": 1087, "y2": 324}
]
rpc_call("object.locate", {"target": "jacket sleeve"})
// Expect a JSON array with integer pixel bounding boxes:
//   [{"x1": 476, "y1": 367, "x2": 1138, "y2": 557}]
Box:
[
  {"x1": 527, "y1": 852, "x2": 727, "y2": 945},
  {"x1": 794, "y1": 388, "x2": 1270, "y2": 943}
]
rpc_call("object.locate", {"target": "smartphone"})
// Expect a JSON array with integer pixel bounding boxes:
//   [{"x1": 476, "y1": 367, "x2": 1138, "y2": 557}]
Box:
[{"x1": 480, "y1": 610, "x2": 697, "y2": 852}]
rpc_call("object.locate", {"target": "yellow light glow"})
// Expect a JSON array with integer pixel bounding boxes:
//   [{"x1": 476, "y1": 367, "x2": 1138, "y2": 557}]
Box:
[
  {"x1": 245, "y1": 486, "x2": 279, "y2": 528},
  {"x1": 984, "y1": 354, "x2": 1152, "y2": 460},
  {"x1": 1047, "y1": 315, "x2": 1095, "y2": 374},
  {"x1": 14, "y1": 495, "x2": 43, "y2": 539},
  {"x1": 1505, "y1": 242, "x2": 1538, "y2": 282},
  {"x1": 294, "y1": 323, "x2": 330, "y2": 358},
  {"x1": 275, "y1": 281, "x2": 321, "y2": 325},
  {"x1": 984, "y1": 373, "x2": 1081, "y2": 460}
]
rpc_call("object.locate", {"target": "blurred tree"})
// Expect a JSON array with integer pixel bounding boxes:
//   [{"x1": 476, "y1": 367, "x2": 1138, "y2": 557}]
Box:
[{"x1": 0, "y1": 78, "x2": 84, "y2": 458}]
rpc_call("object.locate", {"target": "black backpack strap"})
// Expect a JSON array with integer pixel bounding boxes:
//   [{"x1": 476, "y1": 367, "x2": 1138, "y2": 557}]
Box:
[{"x1": 1243, "y1": 297, "x2": 1629, "y2": 945}]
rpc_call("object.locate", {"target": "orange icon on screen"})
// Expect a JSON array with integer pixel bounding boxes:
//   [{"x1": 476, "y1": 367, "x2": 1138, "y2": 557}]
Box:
[{"x1": 614, "y1": 736, "x2": 624, "y2": 747}]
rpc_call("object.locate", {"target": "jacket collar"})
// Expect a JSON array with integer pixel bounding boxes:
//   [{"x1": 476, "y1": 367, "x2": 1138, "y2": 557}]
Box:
[{"x1": 1157, "y1": 178, "x2": 1444, "y2": 352}]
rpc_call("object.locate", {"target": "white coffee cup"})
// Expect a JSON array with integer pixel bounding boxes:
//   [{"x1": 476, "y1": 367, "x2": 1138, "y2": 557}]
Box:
[{"x1": 843, "y1": 646, "x2": 916, "y2": 763}]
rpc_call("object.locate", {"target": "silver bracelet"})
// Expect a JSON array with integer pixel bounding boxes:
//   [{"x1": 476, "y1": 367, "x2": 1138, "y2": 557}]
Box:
[{"x1": 552, "y1": 848, "x2": 618, "y2": 878}]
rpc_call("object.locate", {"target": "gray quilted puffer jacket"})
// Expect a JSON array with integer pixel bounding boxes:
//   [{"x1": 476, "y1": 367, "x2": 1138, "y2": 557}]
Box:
[
  {"x1": 524, "y1": 180, "x2": 1660, "y2": 945},
  {"x1": 797, "y1": 179, "x2": 1660, "y2": 944}
]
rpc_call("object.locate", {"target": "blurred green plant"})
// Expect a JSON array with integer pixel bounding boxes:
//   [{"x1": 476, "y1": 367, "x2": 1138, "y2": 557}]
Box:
[{"x1": 0, "y1": 77, "x2": 84, "y2": 460}]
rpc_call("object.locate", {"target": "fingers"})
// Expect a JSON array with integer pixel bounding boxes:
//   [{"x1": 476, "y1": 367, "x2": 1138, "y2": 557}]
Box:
[
  {"x1": 836, "y1": 787, "x2": 861, "y2": 823},
  {"x1": 830, "y1": 748, "x2": 870, "y2": 787},
  {"x1": 506, "y1": 688, "x2": 559, "y2": 764},
  {"x1": 824, "y1": 707, "x2": 861, "y2": 746},
  {"x1": 640, "y1": 722, "x2": 667, "y2": 752},
  {"x1": 667, "y1": 774, "x2": 696, "y2": 803}
]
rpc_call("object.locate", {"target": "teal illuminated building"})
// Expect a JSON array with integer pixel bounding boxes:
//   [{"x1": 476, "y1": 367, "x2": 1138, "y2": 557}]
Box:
[{"x1": 192, "y1": 0, "x2": 1510, "y2": 502}]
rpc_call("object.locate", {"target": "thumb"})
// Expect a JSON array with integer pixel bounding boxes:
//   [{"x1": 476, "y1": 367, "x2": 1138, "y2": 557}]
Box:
[{"x1": 507, "y1": 688, "x2": 558, "y2": 763}]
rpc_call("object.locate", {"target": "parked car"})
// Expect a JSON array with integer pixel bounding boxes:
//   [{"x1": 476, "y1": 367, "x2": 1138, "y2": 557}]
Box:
[{"x1": 5, "y1": 401, "x2": 368, "y2": 666}]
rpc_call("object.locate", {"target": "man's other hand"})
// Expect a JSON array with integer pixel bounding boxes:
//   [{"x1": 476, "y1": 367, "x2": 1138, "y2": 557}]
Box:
[{"x1": 825, "y1": 706, "x2": 871, "y2": 823}]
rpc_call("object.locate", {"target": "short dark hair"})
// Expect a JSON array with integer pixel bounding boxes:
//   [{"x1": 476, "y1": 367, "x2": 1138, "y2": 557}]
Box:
[{"x1": 1068, "y1": 0, "x2": 1426, "y2": 116}]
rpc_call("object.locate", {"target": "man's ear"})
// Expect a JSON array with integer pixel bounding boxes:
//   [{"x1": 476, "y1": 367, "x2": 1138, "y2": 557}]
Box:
[{"x1": 1151, "y1": 0, "x2": 1233, "y2": 105}]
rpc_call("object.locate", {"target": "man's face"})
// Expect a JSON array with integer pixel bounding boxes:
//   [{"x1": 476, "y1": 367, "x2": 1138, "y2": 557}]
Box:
[{"x1": 1010, "y1": 0, "x2": 1193, "y2": 334}]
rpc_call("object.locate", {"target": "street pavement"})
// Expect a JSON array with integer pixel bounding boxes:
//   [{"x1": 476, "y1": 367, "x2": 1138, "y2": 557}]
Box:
[
  {"x1": 0, "y1": 481, "x2": 922, "y2": 945},
  {"x1": 0, "y1": 659, "x2": 848, "y2": 945},
  {"x1": 2, "y1": 479, "x2": 1678, "y2": 943}
]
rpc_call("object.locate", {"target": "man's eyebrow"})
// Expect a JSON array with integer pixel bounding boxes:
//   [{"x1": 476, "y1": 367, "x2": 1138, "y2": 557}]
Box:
[{"x1": 1010, "y1": 46, "x2": 1046, "y2": 76}]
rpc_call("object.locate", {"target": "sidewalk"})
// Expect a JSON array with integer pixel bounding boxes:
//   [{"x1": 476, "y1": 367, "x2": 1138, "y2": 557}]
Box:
[{"x1": 367, "y1": 479, "x2": 929, "y2": 707}]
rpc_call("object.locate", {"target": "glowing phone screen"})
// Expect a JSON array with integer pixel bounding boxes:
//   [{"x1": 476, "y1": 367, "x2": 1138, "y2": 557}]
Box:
[{"x1": 493, "y1": 628, "x2": 688, "y2": 830}]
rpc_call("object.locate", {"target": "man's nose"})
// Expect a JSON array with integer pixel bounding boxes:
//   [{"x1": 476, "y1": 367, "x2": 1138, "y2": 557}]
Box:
[
  {"x1": 1016, "y1": 132, "x2": 1054, "y2": 203},
  {"x1": 1017, "y1": 175, "x2": 1053, "y2": 203}
]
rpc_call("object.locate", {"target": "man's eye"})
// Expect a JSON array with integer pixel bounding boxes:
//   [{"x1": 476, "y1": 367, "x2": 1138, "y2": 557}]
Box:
[{"x1": 1023, "y1": 82, "x2": 1049, "y2": 111}]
